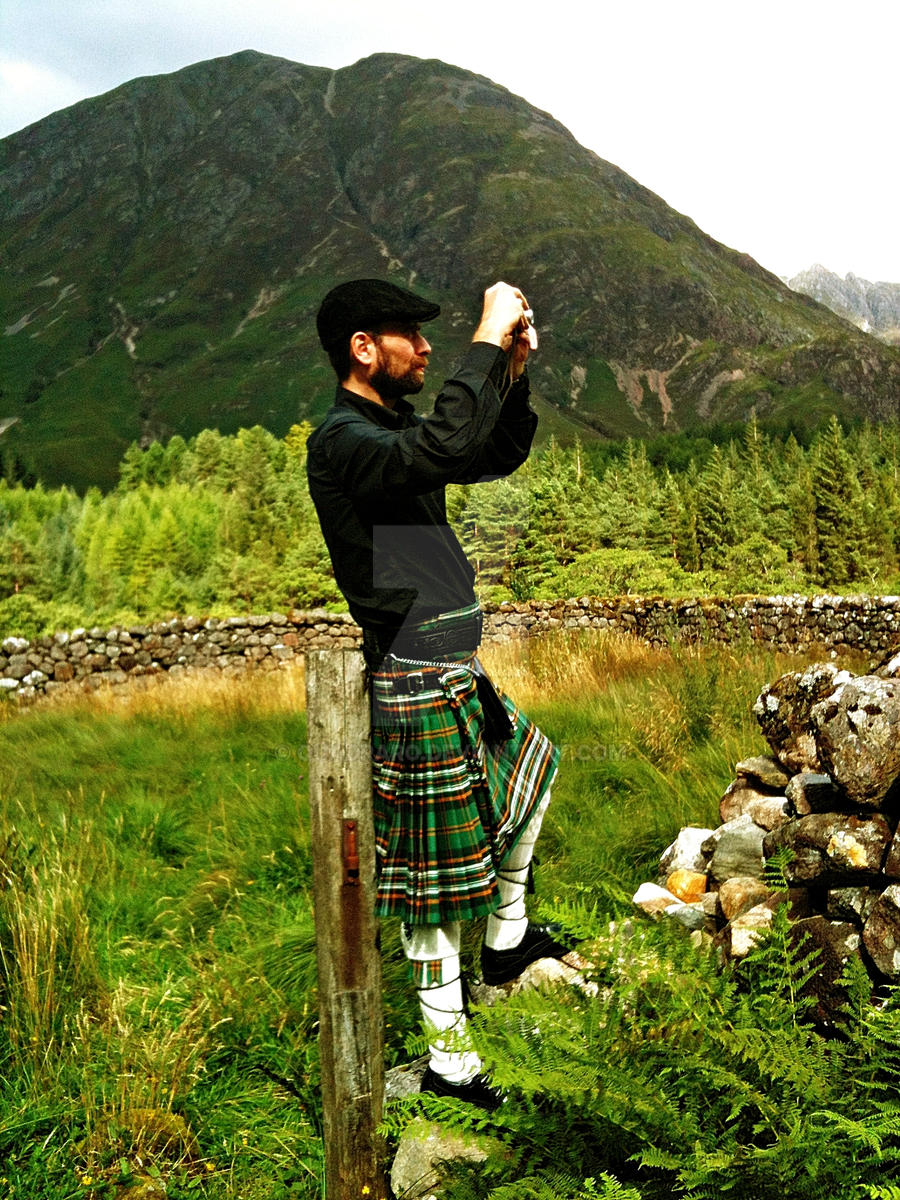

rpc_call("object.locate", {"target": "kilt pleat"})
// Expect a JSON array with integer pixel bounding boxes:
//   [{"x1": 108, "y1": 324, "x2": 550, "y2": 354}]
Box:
[{"x1": 371, "y1": 658, "x2": 559, "y2": 925}]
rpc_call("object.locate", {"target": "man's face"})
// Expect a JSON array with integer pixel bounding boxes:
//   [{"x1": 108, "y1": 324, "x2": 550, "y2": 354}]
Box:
[{"x1": 368, "y1": 322, "x2": 432, "y2": 402}]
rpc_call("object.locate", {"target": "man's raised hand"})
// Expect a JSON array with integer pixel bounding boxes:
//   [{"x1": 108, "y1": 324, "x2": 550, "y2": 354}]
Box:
[{"x1": 472, "y1": 281, "x2": 530, "y2": 351}]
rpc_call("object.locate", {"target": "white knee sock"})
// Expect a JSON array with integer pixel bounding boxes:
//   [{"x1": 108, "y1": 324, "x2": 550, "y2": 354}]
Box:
[
  {"x1": 484, "y1": 790, "x2": 551, "y2": 952},
  {"x1": 401, "y1": 921, "x2": 482, "y2": 1084}
]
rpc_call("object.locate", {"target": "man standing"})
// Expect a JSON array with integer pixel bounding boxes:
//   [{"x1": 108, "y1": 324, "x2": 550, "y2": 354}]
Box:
[{"x1": 307, "y1": 278, "x2": 572, "y2": 1108}]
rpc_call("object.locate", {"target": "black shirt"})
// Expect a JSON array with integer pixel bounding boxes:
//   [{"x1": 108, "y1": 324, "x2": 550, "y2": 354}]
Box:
[{"x1": 306, "y1": 341, "x2": 538, "y2": 635}]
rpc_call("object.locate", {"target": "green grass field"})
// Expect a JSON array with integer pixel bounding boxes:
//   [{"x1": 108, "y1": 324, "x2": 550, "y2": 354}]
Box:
[{"x1": 0, "y1": 632, "x2": 874, "y2": 1198}]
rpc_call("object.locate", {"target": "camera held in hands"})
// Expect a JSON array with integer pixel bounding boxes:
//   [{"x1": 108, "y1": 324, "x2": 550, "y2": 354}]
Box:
[{"x1": 521, "y1": 308, "x2": 538, "y2": 350}]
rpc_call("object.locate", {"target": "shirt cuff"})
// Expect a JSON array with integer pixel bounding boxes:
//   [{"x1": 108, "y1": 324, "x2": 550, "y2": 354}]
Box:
[
  {"x1": 468, "y1": 338, "x2": 511, "y2": 369},
  {"x1": 468, "y1": 340, "x2": 511, "y2": 391}
]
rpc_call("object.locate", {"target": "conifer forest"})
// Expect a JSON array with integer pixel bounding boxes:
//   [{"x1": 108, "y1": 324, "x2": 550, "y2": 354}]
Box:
[{"x1": 2, "y1": 416, "x2": 899, "y2": 639}]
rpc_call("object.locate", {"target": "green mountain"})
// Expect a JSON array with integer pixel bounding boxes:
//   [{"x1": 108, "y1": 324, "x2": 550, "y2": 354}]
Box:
[{"x1": 2, "y1": 49, "x2": 898, "y2": 489}]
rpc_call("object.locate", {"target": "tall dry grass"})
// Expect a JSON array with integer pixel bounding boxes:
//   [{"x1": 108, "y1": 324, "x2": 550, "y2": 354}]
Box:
[
  {"x1": 480, "y1": 628, "x2": 671, "y2": 707},
  {"x1": 0, "y1": 660, "x2": 318, "y2": 1195},
  {"x1": 11, "y1": 661, "x2": 308, "y2": 722},
  {"x1": 0, "y1": 827, "x2": 105, "y2": 1085}
]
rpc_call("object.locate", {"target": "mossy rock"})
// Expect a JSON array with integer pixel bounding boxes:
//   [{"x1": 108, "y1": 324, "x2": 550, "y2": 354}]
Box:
[{"x1": 80, "y1": 1107, "x2": 200, "y2": 1164}]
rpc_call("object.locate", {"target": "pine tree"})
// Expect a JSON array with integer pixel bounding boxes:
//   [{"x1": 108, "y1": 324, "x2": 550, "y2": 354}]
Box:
[
  {"x1": 117, "y1": 443, "x2": 145, "y2": 490},
  {"x1": 693, "y1": 446, "x2": 737, "y2": 570},
  {"x1": 141, "y1": 441, "x2": 167, "y2": 487},
  {"x1": 191, "y1": 428, "x2": 225, "y2": 483},
  {"x1": 851, "y1": 424, "x2": 896, "y2": 585},
  {"x1": 811, "y1": 416, "x2": 867, "y2": 586},
  {"x1": 663, "y1": 469, "x2": 701, "y2": 574},
  {"x1": 594, "y1": 441, "x2": 667, "y2": 552},
  {"x1": 779, "y1": 434, "x2": 817, "y2": 577}
]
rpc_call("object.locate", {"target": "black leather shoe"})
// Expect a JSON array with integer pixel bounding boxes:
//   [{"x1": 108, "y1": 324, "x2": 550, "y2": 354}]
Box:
[
  {"x1": 420, "y1": 1065, "x2": 503, "y2": 1111},
  {"x1": 480, "y1": 922, "x2": 579, "y2": 986}
]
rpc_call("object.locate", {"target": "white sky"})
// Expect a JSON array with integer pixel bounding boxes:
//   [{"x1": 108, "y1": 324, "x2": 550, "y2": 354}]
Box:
[{"x1": 2, "y1": 0, "x2": 898, "y2": 282}]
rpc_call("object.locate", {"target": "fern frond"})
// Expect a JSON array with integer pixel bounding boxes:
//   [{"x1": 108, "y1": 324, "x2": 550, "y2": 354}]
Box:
[
  {"x1": 811, "y1": 1106, "x2": 896, "y2": 1152},
  {"x1": 391, "y1": 893, "x2": 900, "y2": 1200},
  {"x1": 712, "y1": 1023, "x2": 831, "y2": 1103},
  {"x1": 762, "y1": 845, "x2": 795, "y2": 891},
  {"x1": 487, "y1": 1172, "x2": 641, "y2": 1200}
]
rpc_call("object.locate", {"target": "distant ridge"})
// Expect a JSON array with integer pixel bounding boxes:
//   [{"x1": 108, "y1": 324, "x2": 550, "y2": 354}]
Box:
[
  {"x1": 1, "y1": 50, "x2": 898, "y2": 488},
  {"x1": 787, "y1": 265, "x2": 900, "y2": 345}
]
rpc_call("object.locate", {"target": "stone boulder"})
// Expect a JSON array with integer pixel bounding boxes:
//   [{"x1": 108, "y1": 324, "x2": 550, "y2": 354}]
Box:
[
  {"x1": 633, "y1": 882, "x2": 681, "y2": 915},
  {"x1": 872, "y1": 645, "x2": 900, "y2": 680},
  {"x1": 785, "y1": 771, "x2": 846, "y2": 815},
  {"x1": 725, "y1": 904, "x2": 775, "y2": 958},
  {"x1": 763, "y1": 813, "x2": 892, "y2": 885},
  {"x1": 882, "y1": 826, "x2": 900, "y2": 878},
  {"x1": 719, "y1": 780, "x2": 780, "y2": 824},
  {"x1": 385, "y1": 1056, "x2": 429, "y2": 1103},
  {"x1": 658, "y1": 826, "x2": 715, "y2": 879},
  {"x1": 863, "y1": 884, "x2": 900, "y2": 978},
  {"x1": 753, "y1": 663, "x2": 851, "y2": 773},
  {"x1": 744, "y1": 794, "x2": 790, "y2": 831},
  {"x1": 665, "y1": 869, "x2": 707, "y2": 902},
  {"x1": 790, "y1": 917, "x2": 860, "y2": 1026},
  {"x1": 826, "y1": 887, "x2": 881, "y2": 925},
  {"x1": 735, "y1": 755, "x2": 790, "y2": 790},
  {"x1": 665, "y1": 901, "x2": 709, "y2": 932},
  {"x1": 391, "y1": 1119, "x2": 496, "y2": 1199},
  {"x1": 717, "y1": 876, "x2": 773, "y2": 922},
  {"x1": 810, "y1": 675, "x2": 900, "y2": 810},
  {"x1": 705, "y1": 814, "x2": 767, "y2": 883}
]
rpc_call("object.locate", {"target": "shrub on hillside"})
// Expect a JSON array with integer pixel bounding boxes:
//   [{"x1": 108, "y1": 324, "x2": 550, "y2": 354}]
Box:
[{"x1": 0, "y1": 594, "x2": 84, "y2": 641}]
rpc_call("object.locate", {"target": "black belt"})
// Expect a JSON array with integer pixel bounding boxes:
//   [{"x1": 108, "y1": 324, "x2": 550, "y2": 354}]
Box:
[
  {"x1": 363, "y1": 609, "x2": 483, "y2": 668},
  {"x1": 387, "y1": 668, "x2": 442, "y2": 695}
]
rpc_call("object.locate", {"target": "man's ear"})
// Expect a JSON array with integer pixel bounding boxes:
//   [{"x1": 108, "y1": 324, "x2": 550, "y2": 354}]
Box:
[{"x1": 349, "y1": 330, "x2": 377, "y2": 368}]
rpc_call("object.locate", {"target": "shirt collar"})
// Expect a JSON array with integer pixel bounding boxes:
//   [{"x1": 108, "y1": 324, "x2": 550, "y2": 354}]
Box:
[{"x1": 335, "y1": 386, "x2": 415, "y2": 426}]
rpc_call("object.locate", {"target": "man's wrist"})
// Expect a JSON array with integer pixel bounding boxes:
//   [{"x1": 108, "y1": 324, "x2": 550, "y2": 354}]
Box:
[{"x1": 471, "y1": 323, "x2": 508, "y2": 348}]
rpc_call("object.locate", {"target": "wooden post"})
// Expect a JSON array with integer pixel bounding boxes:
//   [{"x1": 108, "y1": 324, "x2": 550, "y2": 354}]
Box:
[{"x1": 306, "y1": 649, "x2": 387, "y2": 1200}]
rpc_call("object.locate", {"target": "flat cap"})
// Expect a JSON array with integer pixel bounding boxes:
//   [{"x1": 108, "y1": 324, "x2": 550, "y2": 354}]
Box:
[{"x1": 316, "y1": 278, "x2": 440, "y2": 351}]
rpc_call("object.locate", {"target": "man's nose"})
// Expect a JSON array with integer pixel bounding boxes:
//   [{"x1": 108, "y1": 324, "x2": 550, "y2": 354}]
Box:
[{"x1": 416, "y1": 333, "x2": 431, "y2": 355}]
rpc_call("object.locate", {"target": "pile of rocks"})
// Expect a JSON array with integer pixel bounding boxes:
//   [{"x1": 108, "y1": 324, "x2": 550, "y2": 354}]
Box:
[{"x1": 634, "y1": 645, "x2": 900, "y2": 1004}]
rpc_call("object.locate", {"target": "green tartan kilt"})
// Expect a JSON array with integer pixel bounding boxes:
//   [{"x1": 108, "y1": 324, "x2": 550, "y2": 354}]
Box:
[{"x1": 370, "y1": 658, "x2": 559, "y2": 925}]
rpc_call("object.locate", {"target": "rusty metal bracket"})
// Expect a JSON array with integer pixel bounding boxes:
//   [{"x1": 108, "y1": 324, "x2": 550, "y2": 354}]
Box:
[{"x1": 342, "y1": 819, "x2": 360, "y2": 886}]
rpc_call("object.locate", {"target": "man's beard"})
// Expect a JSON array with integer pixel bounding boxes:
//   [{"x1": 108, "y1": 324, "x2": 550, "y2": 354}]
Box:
[{"x1": 370, "y1": 348, "x2": 425, "y2": 402}]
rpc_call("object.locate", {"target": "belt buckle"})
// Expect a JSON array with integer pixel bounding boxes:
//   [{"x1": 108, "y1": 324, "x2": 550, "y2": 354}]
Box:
[{"x1": 405, "y1": 670, "x2": 426, "y2": 695}]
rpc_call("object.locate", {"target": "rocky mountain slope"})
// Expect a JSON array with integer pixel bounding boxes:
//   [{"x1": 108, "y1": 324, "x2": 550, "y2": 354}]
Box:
[
  {"x1": 2, "y1": 50, "x2": 898, "y2": 489},
  {"x1": 788, "y1": 265, "x2": 900, "y2": 345}
]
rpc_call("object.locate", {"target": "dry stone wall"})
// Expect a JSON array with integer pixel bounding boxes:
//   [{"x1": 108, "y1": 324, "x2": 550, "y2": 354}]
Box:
[
  {"x1": 0, "y1": 611, "x2": 360, "y2": 704},
  {"x1": 486, "y1": 594, "x2": 900, "y2": 652},
  {"x1": 2, "y1": 594, "x2": 899, "y2": 705}
]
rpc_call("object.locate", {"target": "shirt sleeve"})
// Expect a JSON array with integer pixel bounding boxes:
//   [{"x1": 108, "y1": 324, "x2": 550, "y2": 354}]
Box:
[
  {"x1": 453, "y1": 370, "x2": 538, "y2": 483},
  {"x1": 320, "y1": 342, "x2": 516, "y2": 500}
]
